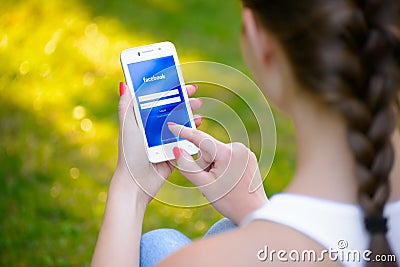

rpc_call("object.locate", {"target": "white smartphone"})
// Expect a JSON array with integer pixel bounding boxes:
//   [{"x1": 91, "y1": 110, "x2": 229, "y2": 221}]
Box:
[{"x1": 120, "y1": 42, "x2": 198, "y2": 163}]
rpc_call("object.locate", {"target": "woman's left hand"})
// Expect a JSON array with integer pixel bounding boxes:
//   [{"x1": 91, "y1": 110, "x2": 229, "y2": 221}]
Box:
[{"x1": 113, "y1": 82, "x2": 203, "y2": 205}]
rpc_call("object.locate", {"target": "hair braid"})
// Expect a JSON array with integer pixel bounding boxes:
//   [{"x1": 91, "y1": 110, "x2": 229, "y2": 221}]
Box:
[{"x1": 348, "y1": 0, "x2": 400, "y2": 265}]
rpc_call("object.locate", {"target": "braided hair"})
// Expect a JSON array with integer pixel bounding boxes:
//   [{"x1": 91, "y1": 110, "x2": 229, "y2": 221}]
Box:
[{"x1": 241, "y1": 0, "x2": 400, "y2": 265}]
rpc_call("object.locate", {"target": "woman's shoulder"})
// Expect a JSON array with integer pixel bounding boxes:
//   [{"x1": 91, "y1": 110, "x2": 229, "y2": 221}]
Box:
[{"x1": 157, "y1": 220, "x2": 341, "y2": 267}]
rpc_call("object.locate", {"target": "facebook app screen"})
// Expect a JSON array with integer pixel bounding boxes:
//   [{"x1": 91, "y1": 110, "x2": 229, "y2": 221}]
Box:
[{"x1": 128, "y1": 56, "x2": 191, "y2": 147}]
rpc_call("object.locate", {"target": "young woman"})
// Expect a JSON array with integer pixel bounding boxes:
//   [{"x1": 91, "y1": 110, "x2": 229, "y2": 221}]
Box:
[{"x1": 92, "y1": 1, "x2": 400, "y2": 266}]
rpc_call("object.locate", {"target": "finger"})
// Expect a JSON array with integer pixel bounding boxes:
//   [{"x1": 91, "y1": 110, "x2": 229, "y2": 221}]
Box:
[
  {"x1": 168, "y1": 123, "x2": 222, "y2": 165},
  {"x1": 173, "y1": 147, "x2": 214, "y2": 187},
  {"x1": 189, "y1": 98, "x2": 203, "y2": 111},
  {"x1": 196, "y1": 149, "x2": 215, "y2": 171},
  {"x1": 194, "y1": 114, "x2": 203, "y2": 127},
  {"x1": 186, "y1": 84, "x2": 198, "y2": 97},
  {"x1": 168, "y1": 123, "x2": 223, "y2": 149},
  {"x1": 117, "y1": 83, "x2": 148, "y2": 166},
  {"x1": 118, "y1": 82, "x2": 129, "y2": 121},
  {"x1": 118, "y1": 82, "x2": 139, "y2": 132}
]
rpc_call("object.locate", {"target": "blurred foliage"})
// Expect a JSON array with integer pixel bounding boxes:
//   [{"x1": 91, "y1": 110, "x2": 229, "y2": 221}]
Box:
[{"x1": 0, "y1": 0, "x2": 296, "y2": 266}]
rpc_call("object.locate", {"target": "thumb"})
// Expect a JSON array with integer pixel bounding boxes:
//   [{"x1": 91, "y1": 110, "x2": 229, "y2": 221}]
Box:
[{"x1": 173, "y1": 147, "x2": 214, "y2": 188}]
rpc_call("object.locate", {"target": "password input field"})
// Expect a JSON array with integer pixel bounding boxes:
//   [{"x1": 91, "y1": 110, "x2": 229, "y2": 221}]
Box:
[
  {"x1": 140, "y1": 96, "x2": 182, "y2": 109},
  {"x1": 138, "y1": 89, "x2": 179, "y2": 103}
]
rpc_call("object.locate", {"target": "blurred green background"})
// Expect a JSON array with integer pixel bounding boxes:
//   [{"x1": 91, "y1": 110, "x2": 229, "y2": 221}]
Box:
[{"x1": 0, "y1": 0, "x2": 296, "y2": 266}]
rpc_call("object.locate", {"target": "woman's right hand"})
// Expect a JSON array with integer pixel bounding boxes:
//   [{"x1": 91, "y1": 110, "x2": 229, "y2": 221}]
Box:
[{"x1": 168, "y1": 123, "x2": 268, "y2": 225}]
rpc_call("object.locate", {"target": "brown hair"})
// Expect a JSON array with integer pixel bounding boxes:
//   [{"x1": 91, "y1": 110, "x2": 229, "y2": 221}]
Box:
[{"x1": 241, "y1": 0, "x2": 400, "y2": 266}]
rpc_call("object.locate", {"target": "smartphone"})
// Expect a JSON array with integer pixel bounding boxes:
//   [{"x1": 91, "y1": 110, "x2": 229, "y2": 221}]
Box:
[{"x1": 120, "y1": 42, "x2": 198, "y2": 163}]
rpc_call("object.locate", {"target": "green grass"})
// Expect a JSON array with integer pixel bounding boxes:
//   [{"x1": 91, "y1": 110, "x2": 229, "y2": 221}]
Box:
[{"x1": 0, "y1": 0, "x2": 296, "y2": 266}]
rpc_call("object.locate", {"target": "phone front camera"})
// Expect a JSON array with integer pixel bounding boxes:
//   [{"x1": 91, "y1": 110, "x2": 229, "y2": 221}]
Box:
[{"x1": 138, "y1": 52, "x2": 141, "y2": 56}]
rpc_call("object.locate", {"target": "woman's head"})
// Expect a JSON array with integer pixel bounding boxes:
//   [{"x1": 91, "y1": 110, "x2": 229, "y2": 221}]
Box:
[{"x1": 240, "y1": 0, "x2": 400, "y2": 265}]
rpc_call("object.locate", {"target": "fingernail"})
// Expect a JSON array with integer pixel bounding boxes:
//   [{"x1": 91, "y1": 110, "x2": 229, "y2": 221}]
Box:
[
  {"x1": 119, "y1": 82, "x2": 126, "y2": 96},
  {"x1": 167, "y1": 122, "x2": 177, "y2": 126},
  {"x1": 173, "y1": 147, "x2": 182, "y2": 160},
  {"x1": 198, "y1": 98, "x2": 203, "y2": 105},
  {"x1": 193, "y1": 84, "x2": 198, "y2": 90}
]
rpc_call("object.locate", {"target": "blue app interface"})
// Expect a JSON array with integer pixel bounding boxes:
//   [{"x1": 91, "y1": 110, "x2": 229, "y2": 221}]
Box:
[{"x1": 128, "y1": 55, "x2": 191, "y2": 147}]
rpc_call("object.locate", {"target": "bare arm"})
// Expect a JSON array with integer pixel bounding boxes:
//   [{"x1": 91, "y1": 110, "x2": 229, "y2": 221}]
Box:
[{"x1": 91, "y1": 170, "x2": 147, "y2": 267}]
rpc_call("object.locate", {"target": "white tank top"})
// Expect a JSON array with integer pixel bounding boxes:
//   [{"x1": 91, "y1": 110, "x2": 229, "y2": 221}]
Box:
[{"x1": 240, "y1": 193, "x2": 400, "y2": 267}]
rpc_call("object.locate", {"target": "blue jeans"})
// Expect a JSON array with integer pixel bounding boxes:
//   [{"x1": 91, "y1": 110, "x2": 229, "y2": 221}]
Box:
[{"x1": 140, "y1": 218, "x2": 237, "y2": 267}]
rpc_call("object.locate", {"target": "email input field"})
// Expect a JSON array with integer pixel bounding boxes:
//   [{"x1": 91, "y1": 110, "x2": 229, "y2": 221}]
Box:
[
  {"x1": 138, "y1": 89, "x2": 179, "y2": 102},
  {"x1": 140, "y1": 96, "x2": 182, "y2": 109}
]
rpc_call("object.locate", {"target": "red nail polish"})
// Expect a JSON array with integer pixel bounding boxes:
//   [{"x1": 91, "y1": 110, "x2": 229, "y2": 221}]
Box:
[
  {"x1": 167, "y1": 122, "x2": 177, "y2": 126},
  {"x1": 119, "y1": 82, "x2": 126, "y2": 96},
  {"x1": 173, "y1": 147, "x2": 182, "y2": 160}
]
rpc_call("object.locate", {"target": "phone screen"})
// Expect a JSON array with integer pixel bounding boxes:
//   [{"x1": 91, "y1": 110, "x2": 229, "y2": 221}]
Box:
[{"x1": 128, "y1": 55, "x2": 192, "y2": 147}]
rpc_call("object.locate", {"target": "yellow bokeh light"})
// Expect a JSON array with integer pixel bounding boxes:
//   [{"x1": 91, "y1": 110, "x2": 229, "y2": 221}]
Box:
[
  {"x1": 44, "y1": 29, "x2": 63, "y2": 55},
  {"x1": 19, "y1": 60, "x2": 30, "y2": 75},
  {"x1": 83, "y1": 72, "x2": 95, "y2": 86},
  {"x1": 41, "y1": 64, "x2": 51, "y2": 78},
  {"x1": 73, "y1": 106, "x2": 86, "y2": 120},
  {"x1": 0, "y1": 34, "x2": 7, "y2": 48},
  {"x1": 69, "y1": 167, "x2": 80, "y2": 179},
  {"x1": 183, "y1": 209, "x2": 192, "y2": 219},
  {"x1": 174, "y1": 216, "x2": 183, "y2": 224},
  {"x1": 194, "y1": 220, "x2": 206, "y2": 231},
  {"x1": 81, "y1": 118, "x2": 93, "y2": 132},
  {"x1": 50, "y1": 183, "x2": 61, "y2": 198}
]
